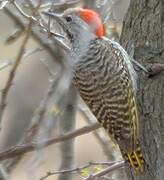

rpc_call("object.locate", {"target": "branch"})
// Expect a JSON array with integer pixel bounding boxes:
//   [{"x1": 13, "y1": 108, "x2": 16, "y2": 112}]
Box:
[
  {"x1": 11, "y1": 1, "x2": 67, "y2": 43},
  {"x1": 84, "y1": 161, "x2": 125, "y2": 180},
  {"x1": 0, "y1": 164, "x2": 9, "y2": 180},
  {"x1": 147, "y1": 63, "x2": 164, "y2": 77},
  {"x1": 24, "y1": 75, "x2": 58, "y2": 142},
  {"x1": 3, "y1": 6, "x2": 67, "y2": 66},
  {"x1": 58, "y1": 85, "x2": 77, "y2": 180},
  {"x1": 1, "y1": 1, "x2": 72, "y2": 171},
  {"x1": 40, "y1": 161, "x2": 120, "y2": 180},
  {"x1": 0, "y1": 1, "x2": 48, "y2": 171},
  {"x1": 0, "y1": 18, "x2": 32, "y2": 129},
  {"x1": 0, "y1": 123, "x2": 101, "y2": 161}
]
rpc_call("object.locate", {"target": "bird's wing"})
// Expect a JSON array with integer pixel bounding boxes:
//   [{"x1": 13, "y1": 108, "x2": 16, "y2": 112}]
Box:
[
  {"x1": 73, "y1": 37, "x2": 139, "y2": 151},
  {"x1": 103, "y1": 37, "x2": 139, "y2": 150}
]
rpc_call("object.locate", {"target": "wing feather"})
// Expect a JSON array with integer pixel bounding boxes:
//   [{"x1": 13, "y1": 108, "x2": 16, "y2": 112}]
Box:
[{"x1": 73, "y1": 37, "x2": 139, "y2": 152}]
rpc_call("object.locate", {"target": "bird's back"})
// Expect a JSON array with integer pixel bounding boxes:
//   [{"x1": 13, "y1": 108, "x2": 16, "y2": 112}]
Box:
[
  {"x1": 73, "y1": 38, "x2": 136, "y2": 145},
  {"x1": 73, "y1": 37, "x2": 144, "y2": 172}
]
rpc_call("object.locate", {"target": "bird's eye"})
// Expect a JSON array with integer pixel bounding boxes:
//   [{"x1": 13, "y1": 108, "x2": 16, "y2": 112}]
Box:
[{"x1": 65, "y1": 16, "x2": 72, "y2": 22}]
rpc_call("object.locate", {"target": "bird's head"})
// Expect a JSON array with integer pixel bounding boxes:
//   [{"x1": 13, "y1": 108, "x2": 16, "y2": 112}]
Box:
[{"x1": 43, "y1": 8, "x2": 104, "y2": 51}]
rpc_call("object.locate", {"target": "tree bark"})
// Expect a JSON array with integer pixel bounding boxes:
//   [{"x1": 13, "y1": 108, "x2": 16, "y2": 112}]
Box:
[{"x1": 120, "y1": 0, "x2": 164, "y2": 180}]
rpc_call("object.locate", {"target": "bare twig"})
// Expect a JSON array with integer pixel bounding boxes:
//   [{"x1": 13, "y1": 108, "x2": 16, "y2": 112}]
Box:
[
  {"x1": 12, "y1": 0, "x2": 65, "y2": 39},
  {"x1": 0, "y1": 0, "x2": 9, "y2": 10},
  {"x1": 0, "y1": 60, "x2": 13, "y2": 71},
  {"x1": 0, "y1": 164, "x2": 9, "y2": 180},
  {"x1": 39, "y1": 58, "x2": 56, "y2": 76},
  {"x1": 4, "y1": 6, "x2": 68, "y2": 66},
  {"x1": 84, "y1": 161, "x2": 124, "y2": 180},
  {"x1": 1, "y1": 3, "x2": 70, "y2": 171},
  {"x1": 0, "y1": 48, "x2": 43, "y2": 72},
  {"x1": 40, "y1": 161, "x2": 119, "y2": 180},
  {"x1": 0, "y1": 123, "x2": 100, "y2": 161},
  {"x1": 24, "y1": 67, "x2": 73, "y2": 146},
  {"x1": 36, "y1": 0, "x2": 80, "y2": 10},
  {"x1": 5, "y1": 28, "x2": 23, "y2": 44},
  {"x1": 0, "y1": 18, "x2": 32, "y2": 129},
  {"x1": 24, "y1": 75, "x2": 58, "y2": 142},
  {"x1": 1, "y1": 2, "x2": 59, "y2": 171},
  {"x1": 12, "y1": 1, "x2": 37, "y2": 21}
]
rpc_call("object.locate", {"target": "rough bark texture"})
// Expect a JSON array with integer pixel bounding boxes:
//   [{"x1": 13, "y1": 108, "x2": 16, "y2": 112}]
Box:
[{"x1": 120, "y1": 0, "x2": 164, "y2": 180}]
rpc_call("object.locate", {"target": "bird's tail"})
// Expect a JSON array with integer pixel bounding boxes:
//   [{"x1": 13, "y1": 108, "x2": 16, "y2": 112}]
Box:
[{"x1": 123, "y1": 146, "x2": 144, "y2": 173}]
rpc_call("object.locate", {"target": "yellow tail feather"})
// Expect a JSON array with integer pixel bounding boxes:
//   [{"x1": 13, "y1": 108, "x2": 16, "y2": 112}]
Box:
[{"x1": 127, "y1": 150, "x2": 144, "y2": 173}]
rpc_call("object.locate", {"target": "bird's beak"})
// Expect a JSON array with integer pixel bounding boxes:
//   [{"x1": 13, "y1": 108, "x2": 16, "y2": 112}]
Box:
[
  {"x1": 42, "y1": 11, "x2": 71, "y2": 51},
  {"x1": 42, "y1": 11, "x2": 68, "y2": 32}
]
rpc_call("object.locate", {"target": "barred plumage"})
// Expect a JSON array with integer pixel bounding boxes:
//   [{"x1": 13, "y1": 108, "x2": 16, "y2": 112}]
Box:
[
  {"x1": 73, "y1": 38, "x2": 144, "y2": 172},
  {"x1": 44, "y1": 8, "x2": 144, "y2": 173}
]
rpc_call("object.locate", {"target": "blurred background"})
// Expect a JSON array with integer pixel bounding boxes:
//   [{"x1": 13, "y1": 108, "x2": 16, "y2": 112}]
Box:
[{"x1": 0, "y1": 0, "x2": 130, "y2": 179}]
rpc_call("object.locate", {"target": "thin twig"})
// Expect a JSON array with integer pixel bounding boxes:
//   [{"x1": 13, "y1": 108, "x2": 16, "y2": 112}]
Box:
[
  {"x1": 2, "y1": 3, "x2": 69, "y2": 171},
  {"x1": 0, "y1": 123, "x2": 100, "y2": 161},
  {"x1": 4, "y1": 6, "x2": 68, "y2": 66},
  {"x1": 33, "y1": 0, "x2": 80, "y2": 10},
  {"x1": 12, "y1": 0, "x2": 65, "y2": 39},
  {"x1": 0, "y1": 48, "x2": 43, "y2": 72},
  {"x1": 13, "y1": 1, "x2": 37, "y2": 21},
  {"x1": 24, "y1": 75, "x2": 58, "y2": 143},
  {"x1": 0, "y1": 2, "x2": 55, "y2": 171},
  {"x1": 0, "y1": 18, "x2": 32, "y2": 129},
  {"x1": 0, "y1": 60, "x2": 13, "y2": 71},
  {"x1": 24, "y1": 67, "x2": 73, "y2": 145},
  {"x1": 0, "y1": 164, "x2": 9, "y2": 180},
  {"x1": 40, "y1": 161, "x2": 119, "y2": 180},
  {"x1": 84, "y1": 161, "x2": 125, "y2": 180},
  {"x1": 5, "y1": 28, "x2": 23, "y2": 44}
]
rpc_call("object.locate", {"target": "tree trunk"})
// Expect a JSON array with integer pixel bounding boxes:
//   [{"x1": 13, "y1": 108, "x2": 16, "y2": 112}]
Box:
[{"x1": 120, "y1": 0, "x2": 164, "y2": 180}]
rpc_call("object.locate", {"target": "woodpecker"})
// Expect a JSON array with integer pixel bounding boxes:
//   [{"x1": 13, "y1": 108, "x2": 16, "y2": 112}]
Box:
[{"x1": 43, "y1": 8, "x2": 144, "y2": 173}]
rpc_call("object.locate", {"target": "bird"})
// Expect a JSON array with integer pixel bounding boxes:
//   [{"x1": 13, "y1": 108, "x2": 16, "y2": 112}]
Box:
[{"x1": 43, "y1": 8, "x2": 144, "y2": 173}]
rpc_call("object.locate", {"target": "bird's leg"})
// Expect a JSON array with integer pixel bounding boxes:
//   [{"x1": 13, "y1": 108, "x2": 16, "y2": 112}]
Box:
[
  {"x1": 131, "y1": 59, "x2": 148, "y2": 73},
  {"x1": 132, "y1": 60, "x2": 164, "y2": 77},
  {"x1": 127, "y1": 41, "x2": 164, "y2": 77},
  {"x1": 127, "y1": 41, "x2": 149, "y2": 73}
]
